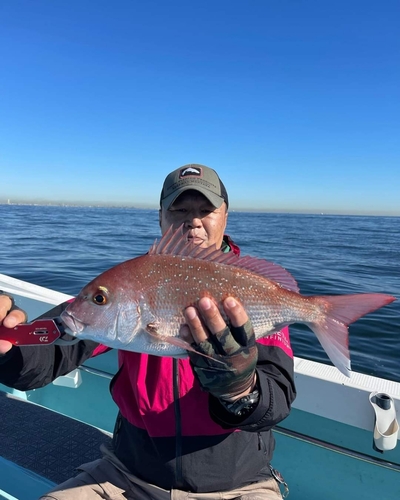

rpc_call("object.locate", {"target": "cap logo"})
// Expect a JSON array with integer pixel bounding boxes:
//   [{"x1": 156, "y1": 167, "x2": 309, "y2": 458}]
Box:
[{"x1": 179, "y1": 167, "x2": 202, "y2": 178}]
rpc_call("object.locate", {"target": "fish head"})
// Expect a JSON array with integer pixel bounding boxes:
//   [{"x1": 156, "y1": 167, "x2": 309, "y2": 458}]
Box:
[{"x1": 60, "y1": 272, "x2": 142, "y2": 349}]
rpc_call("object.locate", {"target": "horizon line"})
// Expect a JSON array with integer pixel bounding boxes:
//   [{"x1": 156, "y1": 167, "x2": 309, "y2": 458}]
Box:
[{"x1": 0, "y1": 201, "x2": 399, "y2": 217}]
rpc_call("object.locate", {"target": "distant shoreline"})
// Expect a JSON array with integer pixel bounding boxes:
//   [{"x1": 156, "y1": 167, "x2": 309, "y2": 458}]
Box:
[{"x1": 0, "y1": 202, "x2": 398, "y2": 217}]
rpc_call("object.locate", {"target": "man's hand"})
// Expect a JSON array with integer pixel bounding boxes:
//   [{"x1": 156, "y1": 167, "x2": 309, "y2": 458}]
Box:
[
  {"x1": 183, "y1": 296, "x2": 258, "y2": 402},
  {"x1": 0, "y1": 294, "x2": 27, "y2": 354}
]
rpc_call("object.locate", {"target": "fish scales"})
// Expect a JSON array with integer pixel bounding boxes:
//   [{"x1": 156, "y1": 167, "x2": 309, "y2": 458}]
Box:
[
  {"x1": 133, "y1": 253, "x2": 300, "y2": 338},
  {"x1": 61, "y1": 225, "x2": 396, "y2": 376}
]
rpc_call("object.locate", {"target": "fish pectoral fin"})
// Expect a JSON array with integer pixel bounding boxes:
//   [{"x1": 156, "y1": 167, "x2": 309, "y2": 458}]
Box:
[
  {"x1": 146, "y1": 322, "x2": 161, "y2": 336},
  {"x1": 163, "y1": 335, "x2": 197, "y2": 352},
  {"x1": 145, "y1": 323, "x2": 192, "y2": 349},
  {"x1": 145, "y1": 322, "x2": 171, "y2": 344},
  {"x1": 166, "y1": 336, "x2": 226, "y2": 365},
  {"x1": 145, "y1": 325, "x2": 225, "y2": 365}
]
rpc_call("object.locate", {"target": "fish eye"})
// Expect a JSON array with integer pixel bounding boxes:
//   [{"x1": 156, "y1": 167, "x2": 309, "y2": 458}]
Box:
[{"x1": 92, "y1": 287, "x2": 108, "y2": 305}]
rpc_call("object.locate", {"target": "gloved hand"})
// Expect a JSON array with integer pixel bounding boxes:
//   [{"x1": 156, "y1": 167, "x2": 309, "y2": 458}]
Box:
[{"x1": 184, "y1": 297, "x2": 258, "y2": 401}]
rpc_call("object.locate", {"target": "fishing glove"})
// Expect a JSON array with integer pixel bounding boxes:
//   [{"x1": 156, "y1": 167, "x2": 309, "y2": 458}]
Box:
[{"x1": 188, "y1": 319, "x2": 258, "y2": 401}]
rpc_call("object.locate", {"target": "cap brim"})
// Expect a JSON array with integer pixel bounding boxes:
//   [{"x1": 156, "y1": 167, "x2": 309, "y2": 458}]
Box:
[{"x1": 161, "y1": 186, "x2": 225, "y2": 210}]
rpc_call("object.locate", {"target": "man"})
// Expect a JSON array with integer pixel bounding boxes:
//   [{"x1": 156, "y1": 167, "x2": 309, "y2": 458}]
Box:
[{"x1": 0, "y1": 164, "x2": 295, "y2": 499}]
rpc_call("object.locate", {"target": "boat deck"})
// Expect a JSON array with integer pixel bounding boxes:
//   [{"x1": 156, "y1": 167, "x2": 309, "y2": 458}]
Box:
[
  {"x1": 0, "y1": 392, "x2": 112, "y2": 499},
  {"x1": 1, "y1": 389, "x2": 400, "y2": 500}
]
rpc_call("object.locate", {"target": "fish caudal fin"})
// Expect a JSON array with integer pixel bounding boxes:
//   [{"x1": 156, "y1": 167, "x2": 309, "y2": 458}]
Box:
[{"x1": 309, "y1": 293, "x2": 396, "y2": 377}]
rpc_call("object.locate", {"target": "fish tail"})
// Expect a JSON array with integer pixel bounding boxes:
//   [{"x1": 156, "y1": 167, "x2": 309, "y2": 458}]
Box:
[{"x1": 309, "y1": 293, "x2": 395, "y2": 377}]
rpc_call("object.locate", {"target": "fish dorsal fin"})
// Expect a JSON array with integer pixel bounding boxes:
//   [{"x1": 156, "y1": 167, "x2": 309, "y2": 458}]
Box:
[
  {"x1": 229, "y1": 255, "x2": 300, "y2": 293},
  {"x1": 149, "y1": 225, "x2": 299, "y2": 292}
]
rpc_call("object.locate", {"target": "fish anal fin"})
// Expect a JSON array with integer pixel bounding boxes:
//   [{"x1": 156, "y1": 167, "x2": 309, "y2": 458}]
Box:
[{"x1": 307, "y1": 317, "x2": 352, "y2": 377}]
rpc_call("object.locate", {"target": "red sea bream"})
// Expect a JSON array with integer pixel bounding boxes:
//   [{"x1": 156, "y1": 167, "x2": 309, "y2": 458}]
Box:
[{"x1": 60, "y1": 226, "x2": 396, "y2": 377}]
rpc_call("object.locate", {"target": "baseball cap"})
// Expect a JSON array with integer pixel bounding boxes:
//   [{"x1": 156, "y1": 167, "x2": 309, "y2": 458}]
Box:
[{"x1": 160, "y1": 164, "x2": 229, "y2": 210}]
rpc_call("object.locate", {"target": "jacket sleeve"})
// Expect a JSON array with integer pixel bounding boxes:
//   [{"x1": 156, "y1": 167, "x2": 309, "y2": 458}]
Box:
[
  {"x1": 209, "y1": 326, "x2": 296, "y2": 431},
  {"x1": 0, "y1": 301, "x2": 100, "y2": 391}
]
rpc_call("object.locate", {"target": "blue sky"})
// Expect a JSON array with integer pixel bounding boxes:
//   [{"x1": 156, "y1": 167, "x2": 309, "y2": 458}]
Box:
[{"x1": 0, "y1": 1, "x2": 399, "y2": 215}]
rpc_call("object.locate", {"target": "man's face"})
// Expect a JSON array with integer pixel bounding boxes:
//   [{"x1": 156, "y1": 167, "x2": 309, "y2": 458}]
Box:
[{"x1": 159, "y1": 190, "x2": 228, "y2": 249}]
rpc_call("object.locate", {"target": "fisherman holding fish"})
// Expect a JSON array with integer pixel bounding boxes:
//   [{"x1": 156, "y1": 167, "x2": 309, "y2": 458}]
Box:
[{"x1": 0, "y1": 164, "x2": 394, "y2": 499}]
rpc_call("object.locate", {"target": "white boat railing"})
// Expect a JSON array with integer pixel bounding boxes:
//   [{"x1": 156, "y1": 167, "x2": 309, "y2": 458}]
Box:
[{"x1": 0, "y1": 273, "x2": 72, "y2": 305}]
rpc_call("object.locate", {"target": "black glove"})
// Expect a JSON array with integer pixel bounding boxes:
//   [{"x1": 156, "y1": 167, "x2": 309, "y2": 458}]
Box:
[{"x1": 188, "y1": 319, "x2": 258, "y2": 401}]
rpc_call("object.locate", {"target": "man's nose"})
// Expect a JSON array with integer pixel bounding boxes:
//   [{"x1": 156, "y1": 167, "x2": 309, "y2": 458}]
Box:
[{"x1": 185, "y1": 216, "x2": 202, "y2": 228}]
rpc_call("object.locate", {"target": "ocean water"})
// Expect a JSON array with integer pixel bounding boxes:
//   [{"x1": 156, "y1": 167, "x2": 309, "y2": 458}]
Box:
[{"x1": 1, "y1": 205, "x2": 399, "y2": 382}]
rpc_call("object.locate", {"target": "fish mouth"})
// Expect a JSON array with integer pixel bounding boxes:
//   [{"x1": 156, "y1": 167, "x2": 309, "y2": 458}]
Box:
[{"x1": 60, "y1": 310, "x2": 86, "y2": 336}]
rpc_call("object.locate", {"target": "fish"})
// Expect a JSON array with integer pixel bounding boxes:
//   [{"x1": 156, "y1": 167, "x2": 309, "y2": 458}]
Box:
[{"x1": 60, "y1": 225, "x2": 396, "y2": 377}]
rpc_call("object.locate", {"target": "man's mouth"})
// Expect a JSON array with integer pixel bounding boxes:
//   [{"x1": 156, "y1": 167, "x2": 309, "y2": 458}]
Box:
[{"x1": 187, "y1": 234, "x2": 205, "y2": 246}]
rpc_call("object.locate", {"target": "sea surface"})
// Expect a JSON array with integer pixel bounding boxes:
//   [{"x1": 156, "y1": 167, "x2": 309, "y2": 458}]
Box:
[{"x1": 1, "y1": 205, "x2": 399, "y2": 382}]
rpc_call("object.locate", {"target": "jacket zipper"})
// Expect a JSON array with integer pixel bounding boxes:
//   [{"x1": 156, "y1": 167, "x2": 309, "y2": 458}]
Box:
[
  {"x1": 258, "y1": 432, "x2": 266, "y2": 453},
  {"x1": 173, "y1": 358, "x2": 183, "y2": 487}
]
